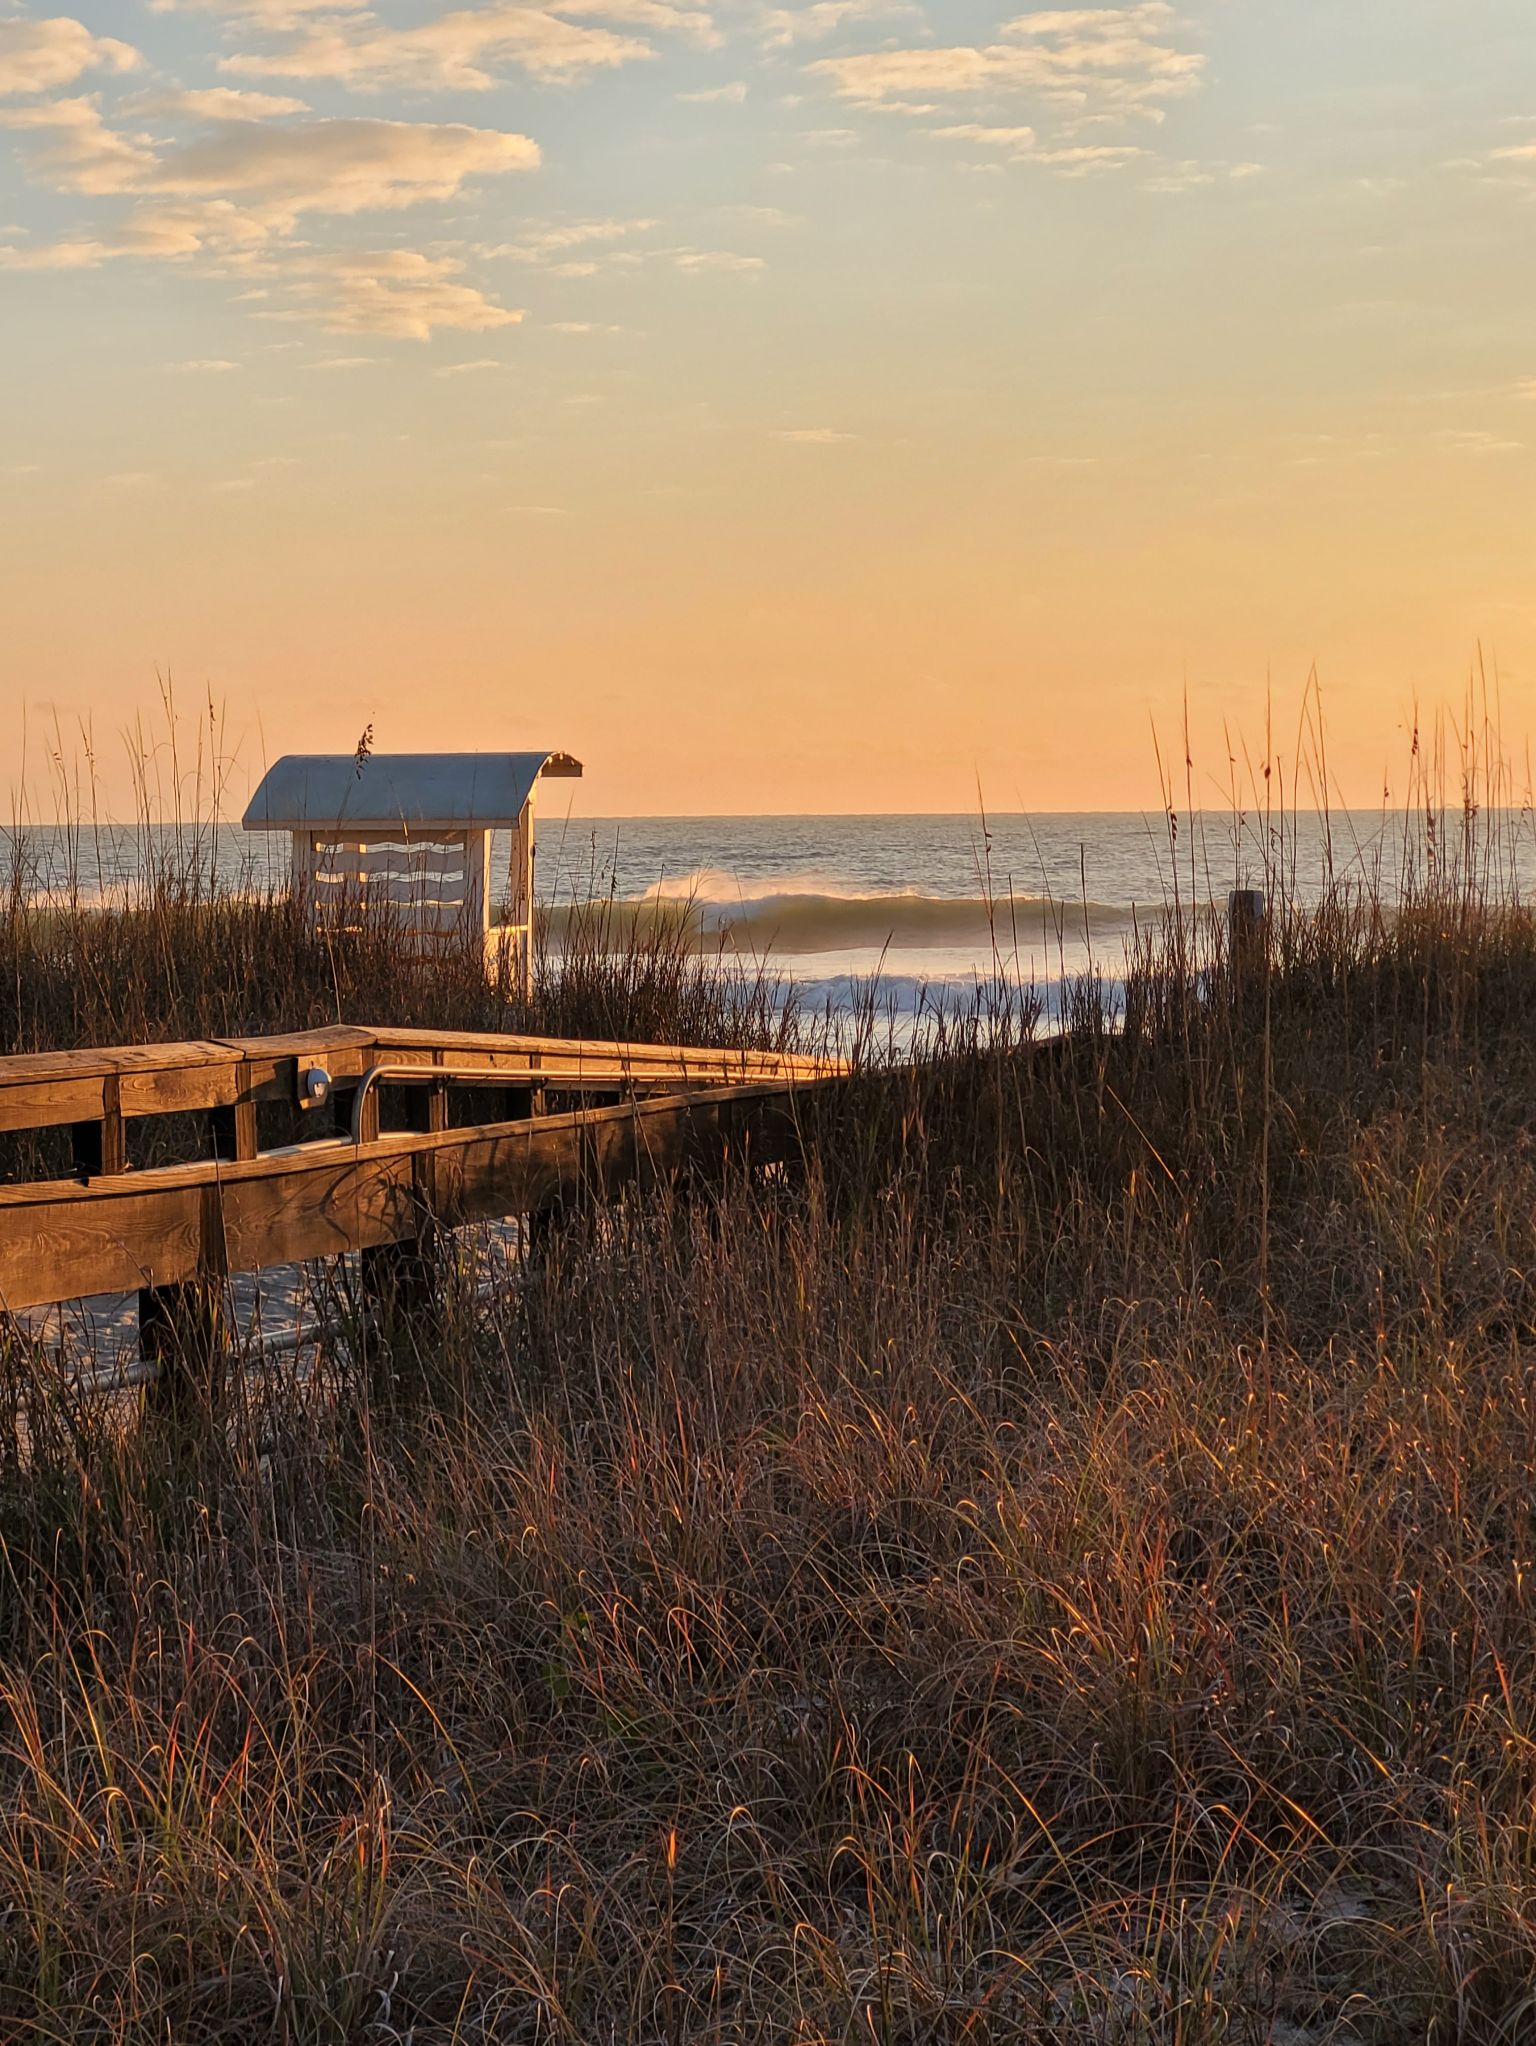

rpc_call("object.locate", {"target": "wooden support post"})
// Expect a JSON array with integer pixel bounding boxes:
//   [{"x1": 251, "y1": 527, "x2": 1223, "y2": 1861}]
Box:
[
  {"x1": 1228, "y1": 888, "x2": 1269, "y2": 1001},
  {"x1": 206, "y1": 1097, "x2": 258, "y2": 1164},
  {"x1": 511, "y1": 799, "x2": 535, "y2": 1003},
  {"x1": 361, "y1": 1067, "x2": 449, "y2": 1366},
  {"x1": 142, "y1": 1185, "x2": 229, "y2": 1419},
  {"x1": 71, "y1": 1072, "x2": 125, "y2": 1181}
]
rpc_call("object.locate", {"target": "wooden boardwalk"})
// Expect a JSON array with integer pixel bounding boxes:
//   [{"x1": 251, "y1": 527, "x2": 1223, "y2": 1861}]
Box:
[{"x1": 0, "y1": 1026, "x2": 842, "y2": 1378}]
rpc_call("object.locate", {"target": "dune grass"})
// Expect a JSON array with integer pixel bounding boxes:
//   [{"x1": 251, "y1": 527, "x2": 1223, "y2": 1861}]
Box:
[{"x1": 0, "y1": 754, "x2": 1534, "y2": 2039}]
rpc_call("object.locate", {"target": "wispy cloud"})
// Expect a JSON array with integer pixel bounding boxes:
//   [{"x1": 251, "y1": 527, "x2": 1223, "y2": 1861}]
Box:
[
  {"x1": 809, "y1": 4, "x2": 1206, "y2": 133},
  {"x1": 1141, "y1": 157, "x2": 1263, "y2": 192},
  {"x1": 433, "y1": 356, "x2": 505, "y2": 375},
  {"x1": 0, "y1": 99, "x2": 539, "y2": 332},
  {"x1": 773, "y1": 425, "x2": 855, "y2": 442},
  {"x1": 1, "y1": 102, "x2": 539, "y2": 218},
  {"x1": 201, "y1": 0, "x2": 717, "y2": 94},
  {"x1": 1435, "y1": 428, "x2": 1523, "y2": 456},
  {"x1": 135, "y1": 88, "x2": 312, "y2": 122},
  {"x1": 759, "y1": 1, "x2": 915, "y2": 49},
  {"x1": 485, "y1": 218, "x2": 659, "y2": 266},
  {"x1": 679, "y1": 80, "x2": 747, "y2": 103},
  {"x1": 670, "y1": 246, "x2": 764, "y2": 272},
  {"x1": 171, "y1": 357, "x2": 242, "y2": 371},
  {"x1": 281, "y1": 248, "x2": 527, "y2": 339}
]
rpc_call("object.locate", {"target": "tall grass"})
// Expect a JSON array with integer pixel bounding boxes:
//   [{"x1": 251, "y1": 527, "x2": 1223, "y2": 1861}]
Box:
[{"x1": 1, "y1": 718, "x2": 1536, "y2": 2038}]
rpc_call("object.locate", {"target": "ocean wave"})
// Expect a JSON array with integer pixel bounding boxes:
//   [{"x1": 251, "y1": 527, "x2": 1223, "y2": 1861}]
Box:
[{"x1": 545, "y1": 889, "x2": 1138, "y2": 955}]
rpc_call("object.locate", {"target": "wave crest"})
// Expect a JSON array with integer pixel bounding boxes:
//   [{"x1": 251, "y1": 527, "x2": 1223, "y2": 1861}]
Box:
[{"x1": 545, "y1": 889, "x2": 1136, "y2": 955}]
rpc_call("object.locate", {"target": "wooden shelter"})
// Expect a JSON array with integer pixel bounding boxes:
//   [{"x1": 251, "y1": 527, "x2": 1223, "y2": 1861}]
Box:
[{"x1": 243, "y1": 750, "x2": 582, "y2": 991}]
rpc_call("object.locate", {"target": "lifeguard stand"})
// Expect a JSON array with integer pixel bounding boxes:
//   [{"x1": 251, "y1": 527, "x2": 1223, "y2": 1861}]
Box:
[{"x1": 242, "y1": 750, "x2": 582, "y2": 994}]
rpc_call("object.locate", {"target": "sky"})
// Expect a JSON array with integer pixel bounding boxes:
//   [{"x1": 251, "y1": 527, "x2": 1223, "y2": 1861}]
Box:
[{"x1": 1, "y1": 0, "x2": 1534, "y2": 819}]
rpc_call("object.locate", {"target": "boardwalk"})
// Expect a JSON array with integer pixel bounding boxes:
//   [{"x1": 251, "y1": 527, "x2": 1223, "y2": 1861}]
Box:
[{"x1": 0, "y1": 1025, "x2": 843, "y2": 1382}]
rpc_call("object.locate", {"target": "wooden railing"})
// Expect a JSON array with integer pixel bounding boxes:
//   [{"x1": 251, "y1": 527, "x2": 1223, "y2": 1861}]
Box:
[{"x1": 0, "y1": 1026, "x2": 844, "y2": 1392}]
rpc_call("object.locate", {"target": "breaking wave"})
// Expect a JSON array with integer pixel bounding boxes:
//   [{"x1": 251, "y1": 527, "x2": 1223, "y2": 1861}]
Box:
[{"x1": 544, "y1": 886, "x2": 1139, "y2": 956}]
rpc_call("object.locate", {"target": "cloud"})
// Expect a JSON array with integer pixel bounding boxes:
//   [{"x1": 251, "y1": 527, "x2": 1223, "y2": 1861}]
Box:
[
  {"x1": 281, "y1": 248, "x2": 526, "y2": 339},
  {"x1": 759, "y1": 0, "x2": 914, "y2": 48},
  {"x1": 0, "y1": 18, "x2": 140, "y2": 97},
  {"x1": 669, "y1": 246, "x2": 764, "y2": 271},
  {"x1": 152, "y1": 1, "x2": 367, "y2": 17},
  {"x1": 485, "y1": 217, "x2": 658, "y2": 263},
  {"x1": 773, "y1": 425, "x2": 855, "y2": 442},
  {"x1": 1435, "y1": 428, "x2": 1523, "y2": 456},
  {"x1": 159, "y1": 115, "x2": 538, "y2": 219},
  {"x1": 927, "y1": 124, "x2": 1165, "y2": 175},
  {"x1": 171, "y1": 357, "x2": 241, "y2": 370},
  {"x1": 212, "y1": 1, "x2": 716, "y2": 93},
  {"x1": 2, "y1": 102, "x2": 538, "y2": 222},
  {"x1": 808, "y1": 3, "x2": 1205, "y2": 127},
  {"x1": 140, "y1": 88, "x2": 312, "y2": 121},
  {"x1": 928, "y1": 123, "x2": 1038, "y2": 156},
  {"x1": 0, "y1": 98, "x2": 536, "y2": 334},
  {"x1": 1142, "y1": 156, "x2": 1263, "y2": 191},
  {"x1": 679, "y1": 81, "x2": 747, "y2": 103},
  {"x1": 0, "y1": 97, "x2": 161, "y2": 195},
  {"x1": 433, "y1": 356, "x2": 505, "y2": 374}
]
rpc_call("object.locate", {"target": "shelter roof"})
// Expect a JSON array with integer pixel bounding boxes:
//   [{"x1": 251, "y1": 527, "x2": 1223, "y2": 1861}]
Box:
[{"x1": 243, "y1": 751, "x2": 582, "y2": 832}]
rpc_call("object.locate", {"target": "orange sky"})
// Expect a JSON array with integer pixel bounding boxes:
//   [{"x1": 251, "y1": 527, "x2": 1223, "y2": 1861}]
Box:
[{"x1": 3, "y1": 3, "x2": 1535, "y2": 816}]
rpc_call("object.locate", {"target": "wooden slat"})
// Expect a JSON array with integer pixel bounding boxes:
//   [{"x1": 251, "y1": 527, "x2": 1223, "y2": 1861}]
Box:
[
  {"x1": 0, "y1": 1040, "x2": 238, "y2": 1130},
  {"x1": 0, "y1": 1076, "x2": 106, "y2": 1134}
]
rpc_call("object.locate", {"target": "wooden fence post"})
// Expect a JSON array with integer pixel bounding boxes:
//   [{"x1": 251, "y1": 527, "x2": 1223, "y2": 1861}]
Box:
[
  {"x1": 360, "y1": 1064, "x2": 450, "y2": 1359},
  {"x1": 71, "y1": 1072, "x2": 125, "y2": 1180},
  {"x1": 1228, "y1": 888, "x2": 1269, "y2": 1000},
  {"x1": 141, "y1": 1183, "x2": 229, "y2": 1419}
]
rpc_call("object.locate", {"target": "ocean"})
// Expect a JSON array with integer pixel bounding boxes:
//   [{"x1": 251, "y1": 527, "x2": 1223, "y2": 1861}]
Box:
[{"x1": 10, "y1": 807, "x2": 1528, "y2": 1021}]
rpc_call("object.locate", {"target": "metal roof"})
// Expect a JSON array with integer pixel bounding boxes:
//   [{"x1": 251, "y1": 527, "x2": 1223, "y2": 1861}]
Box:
[{"x1": 243, "y1": 751, "x2": 582, "y2": 832}]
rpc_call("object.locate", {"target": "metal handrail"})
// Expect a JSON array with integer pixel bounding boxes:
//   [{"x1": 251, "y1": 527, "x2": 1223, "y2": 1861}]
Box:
[{"x1": 349, "y1": 1062, "x2": 543, "y2": 1144}]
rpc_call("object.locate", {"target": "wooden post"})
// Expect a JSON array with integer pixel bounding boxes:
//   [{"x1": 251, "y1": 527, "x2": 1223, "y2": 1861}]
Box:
[
  {"x1": 291, "y1": 831, "x2": 316, "y2": 923},
  {"x1": 71, "y1": 1071, "x2": 125, "y2": 1180},
  {"x1": 360, "y1": 1061, "x2": 450, "y2": 1363},
  {"x1": 1228, "y1": 888, "x2": 1269, "y2": 996},
  {"x1": 513, "y1": 798, "x2": 535, "y2": 1002},
  {"x1": 142, "y1": 1183, "x2": 229, "y2": 1418},
  {"x1": 206, "y1": 1097, "x2": 258, "y2": 1164}
]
